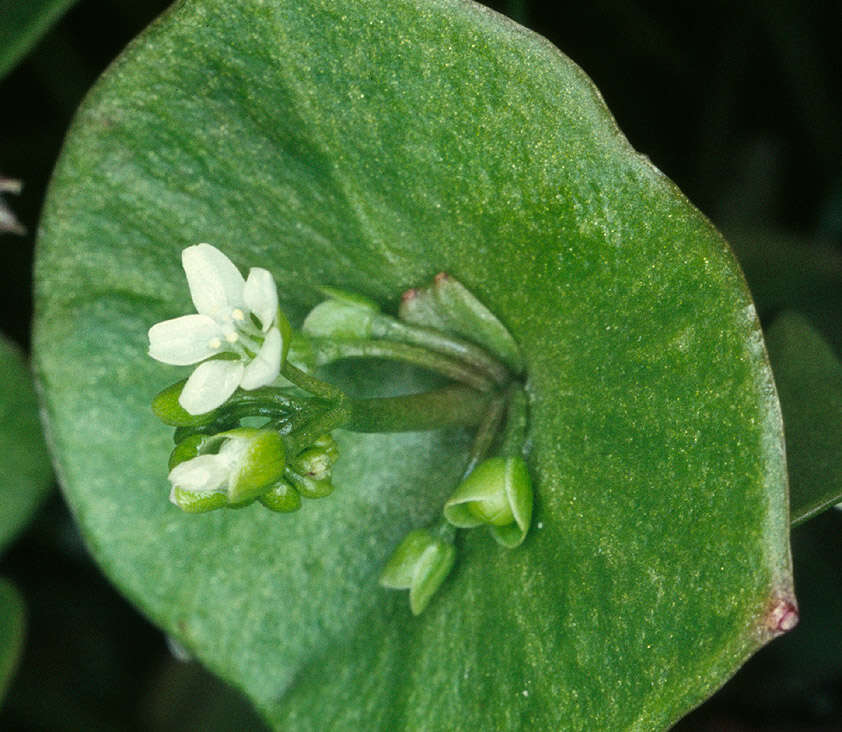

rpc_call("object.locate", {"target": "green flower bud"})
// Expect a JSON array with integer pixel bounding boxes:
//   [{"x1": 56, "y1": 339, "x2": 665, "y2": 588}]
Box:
[
  {"x1": 166, "y1": 428, "x2": 286, "y2": 511},
  {"x1": 443, "y1": 456, "x2": 533, "y2": 548},
  {"x1": 311, "y1": 433, "x2": 340, "y2": 462},
  {"x1": 291, "y1": 434, "x2": 339, "y2": 481},
  {"x1": 259, "y1": 479, "x2": 302, "y2": 513},
  {"x1": 152, "y1": 380, "x2": 219, "y2": 426},
  {"x1": 285, "y1": 469, "x2": 334, "y2": 499},
  {"x1": 379, "y1": 529, "x2": 456, "y2": 615},
  {"x1": 291, "y1": 447, "x2": 332, "y2": 480},
  {"x1": 302, "y1": 289, "x2": 379, "y2": 340}
]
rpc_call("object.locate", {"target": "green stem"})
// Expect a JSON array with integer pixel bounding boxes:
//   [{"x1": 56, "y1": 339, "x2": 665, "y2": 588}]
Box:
[
  {"x1": 282, "y1": 361, "x2": 345, "y2": 401},
  {"x1": 307, "y1": 337, "x2": 495, "y2": 392},
  {"x1": 346, "y1": 385, "x2": 493, "y2": 433},
  {"x1": 499, "y1": 384, "x2": 529, "y2": 457},
  {"x1": 462, "y1": 391, "x2": 507, "y2": 477},
  {"x1": 371, "y1": 315, "x2": 510, "y2": 387},
  {"x1": 287, "y1": 401, "x2": 351, "y2": 454}
]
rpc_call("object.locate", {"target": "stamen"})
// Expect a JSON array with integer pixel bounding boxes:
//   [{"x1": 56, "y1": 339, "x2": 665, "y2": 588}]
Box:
[
  {"x1": 231, "y1": 308, "x2": 245, "y2": 322},
  {"x1": 225, "y1": 331, "x2": 239, "y2": 344},
  {"x1": 208, "y1": 337, "x2": 222, "y2": 350}
]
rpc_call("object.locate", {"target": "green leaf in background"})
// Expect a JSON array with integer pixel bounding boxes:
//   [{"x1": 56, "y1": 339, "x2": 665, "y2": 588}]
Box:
[
  {"x1": 766, "y1": 312, "x2": 842, "y2": 526},
  {"x1": 0, "y1": 0, "x2": 79, "y2": 80},
  {"x1": 0, "y1": 578, "x2": 25, "y2": 703},
  {"x1": 0, "y1": 335, "x2": 52, "y2": 553},
  {"x1": 33, "y1": 0, "x2": 793, "y2": 728}
]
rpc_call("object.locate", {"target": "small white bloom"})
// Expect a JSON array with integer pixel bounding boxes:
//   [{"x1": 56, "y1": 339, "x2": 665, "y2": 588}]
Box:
[
  {"x1": 149, "y1": 243, "x2": 283, "y2": 414},
  {"x1": 167, "y1": 428, "x2": 286, "y2": 508},
  {"x1": 167, "y1": 436, "x2": 250, "y2": 503}
]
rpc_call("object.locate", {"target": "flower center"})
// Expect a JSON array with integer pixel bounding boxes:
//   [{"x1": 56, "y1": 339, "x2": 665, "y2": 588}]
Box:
[{"x1": 205, "y1": 307, "x2": 268, "y2": 358}]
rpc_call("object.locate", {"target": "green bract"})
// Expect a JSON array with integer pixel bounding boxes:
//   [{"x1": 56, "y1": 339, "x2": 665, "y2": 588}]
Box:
[
  {"x1": 444, "y1": 455, "x2": 533, "y2": 547},
  {"x1": 33, "y1": 0, "x2": 793, "y2": 728},
  {"x1": 379, "y1": 528, "x2": 457, "y2": 616}
]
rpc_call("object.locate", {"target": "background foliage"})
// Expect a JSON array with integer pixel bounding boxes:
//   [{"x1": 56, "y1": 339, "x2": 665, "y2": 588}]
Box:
[{"x1": 0, "y1": 1, "x2": 840, "y2": 729}]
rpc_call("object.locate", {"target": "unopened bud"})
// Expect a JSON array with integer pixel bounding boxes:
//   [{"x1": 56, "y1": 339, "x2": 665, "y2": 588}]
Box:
[
  {"x1": 259, "y1": 479, "x2": 302, "y2": 513},
  {"x1": 380, "y1": 529, "x2": 456, "y2": 615},
  {"x1": 444, "y1": 456, "x2": 532, "y2": 548}
]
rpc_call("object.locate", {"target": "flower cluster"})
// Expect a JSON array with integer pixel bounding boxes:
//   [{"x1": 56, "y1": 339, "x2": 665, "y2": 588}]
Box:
[{"x1": 149, "y1": 248, "x2": 534, "y2": 614}]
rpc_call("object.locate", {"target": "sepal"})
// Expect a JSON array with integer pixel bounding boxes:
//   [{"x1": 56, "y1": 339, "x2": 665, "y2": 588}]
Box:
[
  {"x1": 444, "y1": 456, "x2": 533, "y2": 547},
  {"x1": 224, "y1": 428, "x2": 286, "y2": 504},
  {"x1": 170, "y1": 486, "x2": 229, "y2": 513},
  {"x1": 152, "y1": 380, "x2": 219, "y2": 426},
  {"x1": 379, "y1": 528, "x2": 456, "y2": 615}
]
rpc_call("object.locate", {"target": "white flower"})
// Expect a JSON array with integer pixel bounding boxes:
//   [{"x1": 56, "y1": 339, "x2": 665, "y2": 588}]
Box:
[
  {"x1": 148, "y1": 243, "x2": 283, "y2": 414},
  {"x1": 167, "y1": 428, "x2": 286, "y2": 508}
]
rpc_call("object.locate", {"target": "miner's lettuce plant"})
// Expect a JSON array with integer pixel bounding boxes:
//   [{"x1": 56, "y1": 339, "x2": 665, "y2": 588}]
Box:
[{"x1": 29, "y1": 0, "x2": 812, "y2": 728}]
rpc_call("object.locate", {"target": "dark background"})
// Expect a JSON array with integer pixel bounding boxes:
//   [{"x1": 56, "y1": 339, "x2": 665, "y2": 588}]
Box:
[{"x1": 1, "y1": 1, "x2": 840, "y2": 729}]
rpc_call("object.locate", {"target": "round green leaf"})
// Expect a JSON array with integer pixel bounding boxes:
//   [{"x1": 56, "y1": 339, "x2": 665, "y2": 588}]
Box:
[
  {"x1": 33, "y1": 0, "x2": 793, "y2": 728},
  {"x1": 0, "y1": 335, "x2": 52, "y2": 552}
]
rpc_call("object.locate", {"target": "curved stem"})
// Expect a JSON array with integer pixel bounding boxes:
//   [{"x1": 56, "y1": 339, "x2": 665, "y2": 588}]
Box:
[
  {"x1": 282, "y1": 360, "x2": 345, "y2": 401},
  {"x1": 307, "y1": 338, "x2": 495, "y2": 392},
  {"x1": 370, "y1": 315, "x2": 510, "y2": 387},
  {"x1": 462, "y1": 391, "x2": 507, "y2": 477},
  {"x1": 499, "y1": 384, "x2": 529, "y2": 457}
]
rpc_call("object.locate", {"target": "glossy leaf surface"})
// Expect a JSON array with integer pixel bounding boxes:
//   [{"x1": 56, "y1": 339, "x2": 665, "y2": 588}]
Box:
[{"x1": 34, "y1": 0, "x2": 792, "y2": 728}]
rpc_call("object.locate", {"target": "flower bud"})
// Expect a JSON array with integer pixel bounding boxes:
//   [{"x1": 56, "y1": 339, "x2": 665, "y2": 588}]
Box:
[
  {"x1": 166, "y1": 428, "x2": 286, "y2": 511},
  {"x1": 290, "y1": 434, "x2": 339, "y2": 481},
  {"x1": 379, "y1": 529, "x2": 456, "y2": 615},
  {"x1": 443, "y1": 456, "x2": 533, "y2": 548},
  {"x1": 302, "y1": 289, "x2": 379, "y2": 340},
  {"x1": 285, "y1": 469, "x2": 334, "y2": 499},
  {"x1": 259, "y1": 479, "x2": 302, "y2": 513}
]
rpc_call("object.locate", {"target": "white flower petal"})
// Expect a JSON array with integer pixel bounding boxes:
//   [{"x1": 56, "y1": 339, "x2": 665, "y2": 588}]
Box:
[
  {"x1": 168, "y1": 454, "x2": 230, "y2": 494},
  {"x1": 243, "y1": 267, "x2": 278, "y2": 331},
  {"x1": 148, "y1": 314, "x2": 223, "y2": 365},
  {"x1": 240, "y1": 327, "x2": 282, "y2": 390},
  {"x1": 182, "y1": 243, "x2": 246, "y2": 318},
  {"x1": 179, "y1": 359, "x2": 245, "y2": 414}
]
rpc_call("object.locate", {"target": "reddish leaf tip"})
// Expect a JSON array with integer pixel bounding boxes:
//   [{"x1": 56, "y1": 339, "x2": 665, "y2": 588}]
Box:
[{"x1": 766, "y1": 597, "x2": 799, "y2": 636}]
